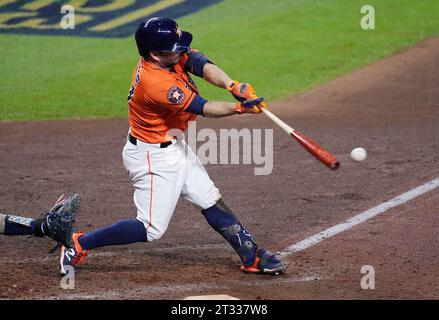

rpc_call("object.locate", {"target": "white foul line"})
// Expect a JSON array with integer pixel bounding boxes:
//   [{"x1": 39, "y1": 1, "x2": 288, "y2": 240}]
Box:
[{"x1": 279, "y1": 177, "x2": 439, "y2": 258}]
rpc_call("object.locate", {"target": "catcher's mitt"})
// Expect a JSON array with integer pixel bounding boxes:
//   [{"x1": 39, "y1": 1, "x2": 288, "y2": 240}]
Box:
[{"x1": 42, "y1": 193, "x2": 80, "y2": 248}]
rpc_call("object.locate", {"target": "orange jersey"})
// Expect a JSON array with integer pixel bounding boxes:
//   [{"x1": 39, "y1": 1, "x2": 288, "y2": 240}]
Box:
[{"x1": 127, "y1": 54, "x2": 203, "y2": 144}]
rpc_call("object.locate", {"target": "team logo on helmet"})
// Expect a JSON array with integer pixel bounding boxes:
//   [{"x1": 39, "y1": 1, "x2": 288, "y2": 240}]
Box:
[{"x1": 167, "y1": 86, "x2": 185, "y2": 104}]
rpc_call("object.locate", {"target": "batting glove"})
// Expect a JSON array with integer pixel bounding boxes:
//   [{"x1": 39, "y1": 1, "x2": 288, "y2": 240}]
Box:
[
  {"x1": 235, "y1": 97, "x2": 264, "y2": 114},
  {"x1": 226, "y1": 80, "x2": 258, "y2": 102}
]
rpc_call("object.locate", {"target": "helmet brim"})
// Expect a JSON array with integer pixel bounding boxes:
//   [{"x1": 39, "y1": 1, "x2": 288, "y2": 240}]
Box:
[{"x1": 172, "y1": 31, "x2": 193, "y2": 52}]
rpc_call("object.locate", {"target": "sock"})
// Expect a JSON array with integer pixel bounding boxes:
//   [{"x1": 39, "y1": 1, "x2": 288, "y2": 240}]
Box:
[
  {"x1": 78, "y1": 219, "x2": 148, "y2": 250},
  {"x1": 202, "y1": 199, "x2": 257, "y2": 266}
]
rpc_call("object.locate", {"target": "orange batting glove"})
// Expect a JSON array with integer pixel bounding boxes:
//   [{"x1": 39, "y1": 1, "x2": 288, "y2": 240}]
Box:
[
  {"x1": 235, "y1": 97, "x2": 264, "y2": 114},
  {"x1": 226, "y1": 80, "x2": 258, "y2": 102}
]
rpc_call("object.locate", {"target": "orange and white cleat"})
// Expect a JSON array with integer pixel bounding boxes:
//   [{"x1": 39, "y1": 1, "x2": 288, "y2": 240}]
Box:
[{"x1": 59, "y1": 232, "x2": 89, "y2": 275}]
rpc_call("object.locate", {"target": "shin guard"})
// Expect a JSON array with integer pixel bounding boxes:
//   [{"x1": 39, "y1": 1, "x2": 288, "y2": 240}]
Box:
[{"x1": 202, "y1": 199, "x2": 257, "y2": 266}]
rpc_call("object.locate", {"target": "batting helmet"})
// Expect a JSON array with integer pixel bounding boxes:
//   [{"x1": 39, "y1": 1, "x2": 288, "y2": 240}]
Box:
[{"x1": 135, "y1": 17, "x2": 193, "y2": 57}]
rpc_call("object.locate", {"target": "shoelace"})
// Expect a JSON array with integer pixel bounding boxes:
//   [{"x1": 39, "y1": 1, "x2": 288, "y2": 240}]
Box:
[{"x1": 51, "y1": 194, "x2": 66, "y2": 210}]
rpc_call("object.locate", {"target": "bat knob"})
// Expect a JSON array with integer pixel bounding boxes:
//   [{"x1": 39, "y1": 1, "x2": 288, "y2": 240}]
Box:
[{"x1": 329, "y1": 161, "x2": 340, "y2": 170}]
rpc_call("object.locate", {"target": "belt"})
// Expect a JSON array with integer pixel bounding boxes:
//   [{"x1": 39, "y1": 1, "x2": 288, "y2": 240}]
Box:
[{"x1": 128, "y1": 133, "x2": 173, "y2": 148}]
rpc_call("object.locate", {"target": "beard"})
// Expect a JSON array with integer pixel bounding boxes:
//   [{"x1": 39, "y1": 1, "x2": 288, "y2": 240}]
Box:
[{"x1": 158, "y1": 53, "x2": 182, "y2": 68}]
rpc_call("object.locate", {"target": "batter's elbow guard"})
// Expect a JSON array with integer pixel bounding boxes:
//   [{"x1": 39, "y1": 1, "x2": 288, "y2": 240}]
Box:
[{"x1": 185, "y1": 51, "x2": 213, "y2": 77}]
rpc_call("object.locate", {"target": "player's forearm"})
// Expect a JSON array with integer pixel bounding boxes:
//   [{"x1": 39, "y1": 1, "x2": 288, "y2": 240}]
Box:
[
  {"x1": 203, "y1": 101, "x2": 237, "y2": 117},
  {"x1": 202, "y1": 63, "x2": 233, "y2": 89}
]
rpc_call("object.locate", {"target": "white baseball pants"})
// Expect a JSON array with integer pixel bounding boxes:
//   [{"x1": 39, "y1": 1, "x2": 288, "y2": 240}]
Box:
[{"x1": 122, "y1": 134, "x2": 221, "y2": 241}]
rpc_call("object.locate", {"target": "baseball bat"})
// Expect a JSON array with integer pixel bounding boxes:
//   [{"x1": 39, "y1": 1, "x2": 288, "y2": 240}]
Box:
[{"x1": 259, "y1": 102, "x2": 340, "y2": 170}]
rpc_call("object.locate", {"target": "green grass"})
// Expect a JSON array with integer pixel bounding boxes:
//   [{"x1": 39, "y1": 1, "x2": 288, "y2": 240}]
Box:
[{"x1": 1, "y1": 0, "x2": 439, "y2": 120}]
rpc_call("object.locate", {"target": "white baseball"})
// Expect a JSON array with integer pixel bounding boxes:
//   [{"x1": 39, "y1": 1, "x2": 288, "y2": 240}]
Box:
[{"x1": 350, "y1": 147, "x2": 367, "y2": 161}]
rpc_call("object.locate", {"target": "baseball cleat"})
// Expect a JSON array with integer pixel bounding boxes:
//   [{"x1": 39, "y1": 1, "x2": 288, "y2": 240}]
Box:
[
  {"x1": 240, "y1": 249, "x2": 286, "y2": 275},
  {"x1": 60, "y1": 232, "x2": 88, "y2": 275}
]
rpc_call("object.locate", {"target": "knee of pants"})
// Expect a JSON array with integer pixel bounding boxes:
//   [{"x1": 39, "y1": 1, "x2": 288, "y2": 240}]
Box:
[
  {"x1": 136, "y1": 217, "x2": 167, "y2": 242},
  {"x1": 147, "y1": 229, "x2": 165, "y2": 242}
]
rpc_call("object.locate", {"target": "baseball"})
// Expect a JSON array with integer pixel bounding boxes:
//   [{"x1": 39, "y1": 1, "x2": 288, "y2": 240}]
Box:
[{"x1": 350, "y1": 147, "x2": 367, "y2": 161}]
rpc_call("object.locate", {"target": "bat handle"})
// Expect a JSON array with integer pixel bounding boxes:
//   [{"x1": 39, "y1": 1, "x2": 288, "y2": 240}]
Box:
[{"x1": 259, "y1": 103, "x2": 294, "y2": 135}]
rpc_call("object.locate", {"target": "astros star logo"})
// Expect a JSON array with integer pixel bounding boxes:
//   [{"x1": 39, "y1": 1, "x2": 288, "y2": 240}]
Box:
[
  {"x1": 167, "y1": 86, "x2": 186, "y2": 104},
  {"x1": 172, "y1": 90, "x2": 181, "y2": 100}
]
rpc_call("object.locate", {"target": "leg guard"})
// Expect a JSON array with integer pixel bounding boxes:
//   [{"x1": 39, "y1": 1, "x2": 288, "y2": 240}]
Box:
[
  {"x1": 3, "y1": 215, "x2": 39, "y2": 236},
  {"x1": 202, "y1": 199, "x2": 257, "y2": 266}
]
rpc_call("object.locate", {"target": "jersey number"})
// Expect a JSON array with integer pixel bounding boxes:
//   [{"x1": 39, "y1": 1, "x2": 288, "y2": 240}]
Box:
[{"x1": 127, "y1": 86, "x2": 135, "y2": 101}]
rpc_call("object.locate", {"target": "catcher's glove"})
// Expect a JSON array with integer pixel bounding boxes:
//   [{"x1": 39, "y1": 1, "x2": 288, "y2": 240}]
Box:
[{"x1": 42, "y1": 193, "x2": 80, "y2": 249}]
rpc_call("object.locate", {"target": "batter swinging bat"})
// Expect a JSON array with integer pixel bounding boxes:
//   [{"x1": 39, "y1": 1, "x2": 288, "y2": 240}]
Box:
[{"x1": 259, "y1": 102, "x2": 340, "y2": 170}]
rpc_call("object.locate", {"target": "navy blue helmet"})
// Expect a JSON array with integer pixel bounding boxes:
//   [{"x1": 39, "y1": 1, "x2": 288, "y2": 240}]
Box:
[{"x1": 135, "y1": 17, "x2": 193, "y2": 57}]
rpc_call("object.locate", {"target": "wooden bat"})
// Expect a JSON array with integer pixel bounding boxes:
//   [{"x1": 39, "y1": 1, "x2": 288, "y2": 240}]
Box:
[{"x1": 259, "y1": 102, "x2": 340, "y2": 170}]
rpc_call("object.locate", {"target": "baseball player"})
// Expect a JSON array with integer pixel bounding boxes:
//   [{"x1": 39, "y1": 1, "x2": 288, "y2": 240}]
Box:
[
  {"x1": 60, "y1": 17, "x2": 285, "y2": 275},
  {"x1": 1, "y1": 194, "x2": 80, "y2": 249}
]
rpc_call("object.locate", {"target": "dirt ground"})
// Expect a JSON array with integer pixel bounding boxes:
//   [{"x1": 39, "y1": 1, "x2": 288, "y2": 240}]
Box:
[{"x1": 0, "y1": 36, "x2": 438, "y2": 300}]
